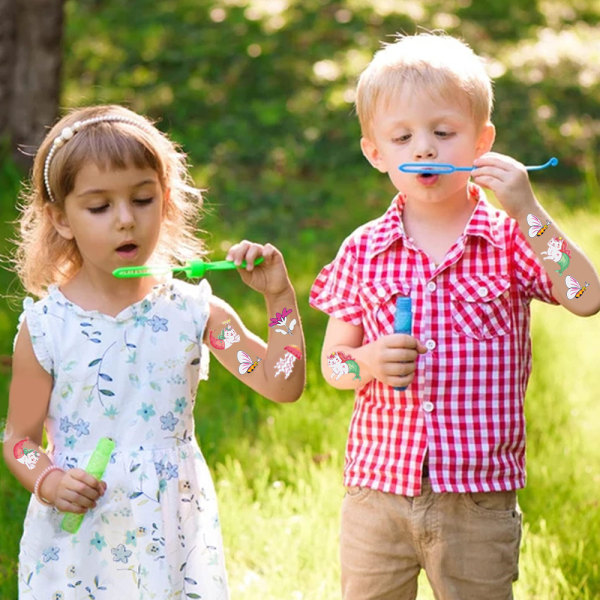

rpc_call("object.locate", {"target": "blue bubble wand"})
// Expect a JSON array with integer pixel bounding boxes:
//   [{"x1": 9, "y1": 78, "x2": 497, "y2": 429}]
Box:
[{"x1": 398, "y1": 157, "x2": 558, "y2": 175}]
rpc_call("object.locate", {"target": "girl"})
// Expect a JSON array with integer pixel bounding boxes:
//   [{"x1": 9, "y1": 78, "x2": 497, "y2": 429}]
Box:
[{"x1": 2, "y1": 104, "x2": 305, "y2": 599}]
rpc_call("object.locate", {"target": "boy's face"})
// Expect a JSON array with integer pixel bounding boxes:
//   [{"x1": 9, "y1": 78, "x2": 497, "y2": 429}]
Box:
[{"x1": 360, "y1": 85, "x2": 495, "y2": 205}]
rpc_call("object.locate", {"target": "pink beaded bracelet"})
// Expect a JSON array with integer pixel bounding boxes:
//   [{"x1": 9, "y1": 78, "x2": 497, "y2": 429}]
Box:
[{"x1": 33, "y1": 465, "x2": 63, "y2": 506}]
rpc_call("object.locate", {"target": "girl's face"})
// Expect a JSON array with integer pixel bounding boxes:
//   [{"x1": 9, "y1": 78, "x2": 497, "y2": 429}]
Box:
[
  {"x1": 50, "y1": 162, "x2": 165, "y2": 281},
  {"x1": 360, "y1": 85, "x2": 495, "y2": 206}
]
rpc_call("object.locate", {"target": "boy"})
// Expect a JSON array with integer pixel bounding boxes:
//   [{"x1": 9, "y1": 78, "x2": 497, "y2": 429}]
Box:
[{"x1": 309, "y1": 33, "x2": 599, "y2": 600}]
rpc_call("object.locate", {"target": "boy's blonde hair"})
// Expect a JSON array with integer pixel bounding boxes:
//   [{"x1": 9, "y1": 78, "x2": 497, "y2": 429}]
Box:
[
  {"x1": 356, "y1": 33, "x2": 494, "y2": 139},
  {"x1": 15, "y1": 104, "x2": 206, "y2": 297}
]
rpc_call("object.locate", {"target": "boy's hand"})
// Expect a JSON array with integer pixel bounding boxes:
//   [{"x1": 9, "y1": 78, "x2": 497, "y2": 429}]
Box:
[
  {"x1": 365, "y1": 333, "x2": 427, "y2": 389},
  {"x1": 42, "y1": 468, "x2": 107, "y2": 513},
  {"x1": 471, "y1": 152, "x2": 537, "y2": 220},
  {"x1": 227, "y1": 240, "x2": 292, "y2": 298}
]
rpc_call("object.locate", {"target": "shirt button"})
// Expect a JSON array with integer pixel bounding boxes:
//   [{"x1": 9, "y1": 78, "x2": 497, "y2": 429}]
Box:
[
  {"x1": 426, "y1": 281, "x2": 436, "y2": 292},
  {"x1": 425, "y1": 339, "x2": 436, "y2": 351},
  {"x1": 422, "y1": 401, "x2": 435, "y2": 413},
  {"x1": 477, "y1": 286, "x2": 489, "y2": 297},
  {"x1": 377, "y1": 288, "x2": 387, "y2": 298}
]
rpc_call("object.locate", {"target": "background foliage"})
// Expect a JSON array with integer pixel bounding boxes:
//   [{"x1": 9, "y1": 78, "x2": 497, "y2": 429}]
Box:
[
  {"x1": 62, "y1": 0, "x2": 600, "y2": 240},
  {"x1": 1, "y1": 1, "x2": 599, "y2": 598}
]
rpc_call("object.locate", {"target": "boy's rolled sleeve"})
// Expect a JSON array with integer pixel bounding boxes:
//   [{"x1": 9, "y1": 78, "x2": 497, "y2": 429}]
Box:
[
  {"x1": 309, "y1": 238, "x2": 363, "y2": 326},
  {"x1": 511, "y1": 225, "x2": 558, "y2": 305}
]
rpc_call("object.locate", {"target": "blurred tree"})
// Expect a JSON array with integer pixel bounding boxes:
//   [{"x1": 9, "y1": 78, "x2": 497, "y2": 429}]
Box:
[{"x1": 0, "y1": 0, "x2": 64, "y2": 169}]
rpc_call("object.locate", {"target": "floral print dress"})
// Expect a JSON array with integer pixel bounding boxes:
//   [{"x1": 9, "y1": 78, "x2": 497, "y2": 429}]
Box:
[{"x1": 17, "y1": 279, "x2": 229, "y2": 600}]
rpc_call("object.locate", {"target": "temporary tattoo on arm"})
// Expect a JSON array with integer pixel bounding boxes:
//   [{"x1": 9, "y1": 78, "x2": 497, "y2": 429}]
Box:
[
  {"x1": 269, "y1": 308, "x2": 297, "y2": 336},
  {"x1": 565, "y1": 276, "x2": 589, "y2": 299},
  {"x1": 13, "y1": 438, "x2": 42, "y2": 470},
  {"x1": 527, "y1": 214, "x2": 551, "y2": 237},
  {"x1": 237, "y1": 350, "x2": 261, "y2": 375},
  {"x1": 209, "y1": 321, "x2": 241, "y2": 350},
  {"x1": 541, "y1": 236, "x2": 571, "y2": 275},
  {"x1": 528, "y1": 213, "x2": 593, "y2": 302},
  {"x1": 274, "y1": 345, "x2": 303, "y2": 379},
  {"x1": 327, "y1": 352, "x2": 361, "y2": 381}
]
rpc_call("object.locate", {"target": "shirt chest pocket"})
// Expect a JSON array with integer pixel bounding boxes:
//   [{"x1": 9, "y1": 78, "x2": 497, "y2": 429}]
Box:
[
  {"x1": 450, "y1": 276, "x2": 512, "y2": 340},
  {"x1": 358, "y1": 280, "x2": 411, "y2": 337}
]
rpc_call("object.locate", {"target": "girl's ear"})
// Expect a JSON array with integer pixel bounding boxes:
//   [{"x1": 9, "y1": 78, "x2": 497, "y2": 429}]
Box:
[
  {"x1": 475, "y1": 122, "x2": 496, "y2": 157},
  {"x1": 360, "y1": 137, "x2": 387, "y2": 173},
  {"x1": 162, "y1": 186, "x2": 171, "y2": 218},
  {"x1": 46, "y1": 204, "x2": 74, "y2": 240}
]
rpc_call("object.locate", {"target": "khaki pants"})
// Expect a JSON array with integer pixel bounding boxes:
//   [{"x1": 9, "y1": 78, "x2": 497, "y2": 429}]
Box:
[{"x1": 340, "y1": 478, "x2": 522, "y2": 600}]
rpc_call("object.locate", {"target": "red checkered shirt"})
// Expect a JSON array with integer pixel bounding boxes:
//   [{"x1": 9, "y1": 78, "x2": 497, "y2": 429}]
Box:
[{"x1": 310, "y1": 184, "x2": 557, "y2": 496}]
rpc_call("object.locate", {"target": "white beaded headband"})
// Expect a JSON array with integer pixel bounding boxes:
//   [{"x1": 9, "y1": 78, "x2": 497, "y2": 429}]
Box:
[{"x1": 43, "y1": 115, "x2": 153, "y2": 203}]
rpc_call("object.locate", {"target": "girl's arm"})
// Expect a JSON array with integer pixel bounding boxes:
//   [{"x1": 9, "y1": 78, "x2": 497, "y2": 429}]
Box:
[
  {"x1": 321, "y1": 316, "x2": 426, "y2": 390},
  {"x1": 204, "y1": 241, "x2": 305, "y2": 403},
  {"x1": 473, "y1": 152, "x2": 600, "y2": 316},
  {"x1": 3, "y1": 322, "x2": 106, "y2": 512}
]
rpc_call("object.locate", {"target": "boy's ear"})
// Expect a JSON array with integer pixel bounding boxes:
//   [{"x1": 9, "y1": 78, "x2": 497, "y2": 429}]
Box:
[
  {"x1": 46, "y1": 204, "x2": 74, "y2": 240},
  {"x1": 476, "y1": 122, "x2": 496, "y2": 156},
  {"x1": 360, "y1": 137, "x2": 387, "y2": 173}
]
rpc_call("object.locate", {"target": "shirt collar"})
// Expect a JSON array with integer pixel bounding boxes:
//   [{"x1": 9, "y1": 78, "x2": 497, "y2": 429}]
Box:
[{"x1": 367, "y1": 184, "x2": 504, "y2": 259}]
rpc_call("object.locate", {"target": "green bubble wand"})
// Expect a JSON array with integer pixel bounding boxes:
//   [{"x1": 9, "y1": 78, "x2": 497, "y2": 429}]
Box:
[{"x1": 113, "y1": 258, "x2": 264, "y2": 279}]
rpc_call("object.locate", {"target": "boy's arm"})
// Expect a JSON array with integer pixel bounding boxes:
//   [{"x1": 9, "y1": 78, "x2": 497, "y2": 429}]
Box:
[
  {"x1": 473, "y1": 153, "x2": 600, "y2": 316},
  {"x1": 321, "y1": 317, "x2": 426, "y2": 390}
]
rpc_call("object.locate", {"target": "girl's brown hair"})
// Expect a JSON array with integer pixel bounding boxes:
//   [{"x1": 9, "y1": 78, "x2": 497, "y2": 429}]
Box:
[{"x1": 15, "y1": 105, "x2": 206, "y2": 296}]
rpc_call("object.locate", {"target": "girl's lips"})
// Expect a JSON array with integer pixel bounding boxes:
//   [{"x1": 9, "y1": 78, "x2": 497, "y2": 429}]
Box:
[{"x1": 116, "y1": 243, "x2": 139, "y2": 259}]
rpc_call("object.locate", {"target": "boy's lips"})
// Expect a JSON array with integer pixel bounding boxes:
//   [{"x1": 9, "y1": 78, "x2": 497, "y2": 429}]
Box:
[{"x1": 417, "y1": 172, "x2": 439, "y2": 186}]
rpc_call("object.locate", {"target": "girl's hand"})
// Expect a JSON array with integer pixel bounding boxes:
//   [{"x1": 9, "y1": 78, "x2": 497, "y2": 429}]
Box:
[
  {"x1": 226, "y1": 240, "x2": 291, "y2": 297},
  {"x1": 42, "y1": 468, "x2": 107, "y2": 514},
  {"x1": 471, "y1": 152, "x2": 537, "y2": 220}
]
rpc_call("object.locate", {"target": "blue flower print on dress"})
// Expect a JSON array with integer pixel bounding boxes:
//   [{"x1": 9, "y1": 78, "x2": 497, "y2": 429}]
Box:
[
  {"x1": 165, "y1": 462, "x2": 178, "y2": 480},
  {"x1": 125, "y1": 530, "x2": 137, "y2": 547},
  {"x1": 111, "y1": 544, "x2": 132, "y2": 564},
  {"x1": 42, "y1": 547, "x2": 60, "y2": 563},
  {"x1": 90, "y1": 533, "x2": 107, "y2": 552},
  {"x1": 154, "y1": 459, "x2": 179, "y2": 481},
  {"x1": 137, "y1": 403, "x2": 156, "y2": 422},
  {"x1": 174, "y1": 397, "x2": 187, "y2": 414},
  {"x1": 160, "y1": 411, "x2": 179, "y2": 432},
  {"x1": 59, "y1": 416, "x2": 91, "y2": 438},
  {"x1": 154, "y1": 460, "x2": 165, "y2": 478},
  {"x1": 148, "y1": 315, "x2": 168, "y2": 333},
  {"x1": 72, "y1": 418, "x2": 90, "y2": 437}
]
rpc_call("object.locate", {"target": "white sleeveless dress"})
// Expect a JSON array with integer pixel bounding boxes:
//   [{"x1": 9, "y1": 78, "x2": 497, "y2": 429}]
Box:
[{"x1": 17, "y1": 279, "x2": 229, "y2": 600}]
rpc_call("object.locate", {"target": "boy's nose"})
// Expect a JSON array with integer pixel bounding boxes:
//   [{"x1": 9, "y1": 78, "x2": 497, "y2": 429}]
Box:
[
  {"x1": 413, "y1": 135, "x2": 437, "y2": 160},
  {"x1": 414, "y1": 146, "x2": 436, "y2": 159}
]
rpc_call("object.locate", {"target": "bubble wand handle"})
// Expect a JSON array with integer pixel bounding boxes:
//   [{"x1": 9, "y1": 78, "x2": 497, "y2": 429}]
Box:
[
  {"x1": 393, "y1": 296, "x2": 412, "y2": 392},
  {"x1": 398, "y1": 157, "x2": 559, "y2": 174},
  {"x1": 61, "y1": 437, "x2": 115, "y2": 534}
]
